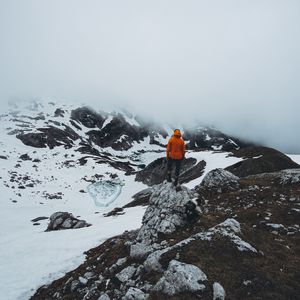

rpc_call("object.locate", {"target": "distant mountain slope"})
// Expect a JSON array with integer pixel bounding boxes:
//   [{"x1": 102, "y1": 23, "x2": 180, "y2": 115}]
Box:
[{"x1": 3, "y1": 100, "x2": 253, "y2": 154}]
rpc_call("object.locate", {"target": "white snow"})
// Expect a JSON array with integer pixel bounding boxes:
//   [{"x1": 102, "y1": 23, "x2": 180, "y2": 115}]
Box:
[
  {"x1": 0, "y1": 100, "x2": 255, "y2": 300},
  {"x1": 287, "y1": 154, "x2": 300, "y2": 165},
  {"x1": 184, "y1": 151, "x2": 243, "y2": 189}
]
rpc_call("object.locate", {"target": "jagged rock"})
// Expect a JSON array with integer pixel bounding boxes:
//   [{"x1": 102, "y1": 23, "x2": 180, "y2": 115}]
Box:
[
  {"x1": 116, "y1": 266, "x2": 136, "y2": 283},
  {"x1": 179, "y1": 160, "x2": 206, "y2": 184},
  {"x1": 71, "y1": 106, "x2": 105, "y2": 128},
  {"x1": 17, "y1": 132, "x2": 47, "y2": 148},
  {"x1": 87, "y1": 114, "x2": 148, "y2": 151},
  {"x1": 198, "y1": 168, "x2": 240, "y2": 192},
  {"x1": 54, "y1": 108, "x2": 64, "y2": 117},
  {"x1": 130, "y1": 182, "x2": 198, "y2": 259},
  {"x1": 123, "y1": 188, "x2": 152, "y2": 208},
  {"x1": 153, "y1": 260, "x2": 207, "y2": 296},
  {"x1": 19, "y1": 153, "x2": 32, "y2": 160},
  {"x1": 17, "y1": 125, "x2": 80, "y2": 149},
  {"x1": 98, "y1": 294, "x2": 111, "y2": 300},
  {"x1": 46, "y1": 212, "x2": 91, "y2": 231},
  {"x1": 279, "y1": 169, "x2": 300, "y2": 185},
  {"x1": 213, "y1": 282, "x2": 226, "y2": 300},
  {"x1": 183, "y1": 127, "x2": 250, "y2": 151},
  {"x1": 135, "y1": 157, "x2": 197, "y2": 186},
  {"x1": 31, "y1": 216, "x2": 48, "y2": 222},
  {"x1": 122, "y1": 287, "x2": 149, "y2": 300},
  {"x1": 103, "y1": 207, "x2": 125, "y2": 217}
]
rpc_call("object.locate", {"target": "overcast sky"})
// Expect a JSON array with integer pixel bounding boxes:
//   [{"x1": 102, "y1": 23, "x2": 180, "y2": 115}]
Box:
[{"x1": 0, "y1": 0, "x2": 300, "y2": 152}]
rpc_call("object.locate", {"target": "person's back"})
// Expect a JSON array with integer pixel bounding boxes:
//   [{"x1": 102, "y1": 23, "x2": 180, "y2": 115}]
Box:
[{"x1": 166, "y1": 129, "x2": 186, "y2": 186}]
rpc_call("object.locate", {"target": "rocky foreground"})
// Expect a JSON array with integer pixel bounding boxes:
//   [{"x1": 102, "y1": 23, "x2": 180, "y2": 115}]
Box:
[{"x1": 31, "y1": 167, "x2": 300, "y2": 300}]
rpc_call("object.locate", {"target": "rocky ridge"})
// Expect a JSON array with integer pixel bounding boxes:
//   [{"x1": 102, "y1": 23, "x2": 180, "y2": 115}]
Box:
[{"x1": 31, "y1": 164, "x2": 300, "y2": 299}]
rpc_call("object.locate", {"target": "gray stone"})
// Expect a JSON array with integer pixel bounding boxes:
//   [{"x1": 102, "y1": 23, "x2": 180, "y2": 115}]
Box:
[
  {"x1": 116, "y1": 265, "x2": 136, "y2": 283},
  {"x1": 153, "y1": 260, "x2": 207, "y2": 296},
  {"x1": 199, "y1": 168, "x2": 239, "y2": 192},
  {"x1": 98, "y1": 293, "x2": 111, "y2": 300},
  {"x1": 122, "y1": 287, "x2": 149, "y2": 300},
  {"x1": 213, "y1": 282, "x2": 226, "y2": 300}
]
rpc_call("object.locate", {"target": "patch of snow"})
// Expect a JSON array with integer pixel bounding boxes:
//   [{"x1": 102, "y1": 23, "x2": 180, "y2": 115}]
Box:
[
  {"x1": 266, "y1": 223, "x2": 285, "y2": 230},
  {"x1": 212, "y1": 145, "x2": 223, "y2": 150}
]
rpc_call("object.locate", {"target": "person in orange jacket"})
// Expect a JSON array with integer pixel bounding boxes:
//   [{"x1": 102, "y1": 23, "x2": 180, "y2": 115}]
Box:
[{"x1": 166, "y1": 129, "x2": 186, "y2": 186}]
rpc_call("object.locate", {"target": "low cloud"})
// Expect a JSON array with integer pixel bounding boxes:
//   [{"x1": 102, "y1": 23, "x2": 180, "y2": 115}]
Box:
[{"x1": 0, "y1": 0, "x2": 299, "y2": 153}]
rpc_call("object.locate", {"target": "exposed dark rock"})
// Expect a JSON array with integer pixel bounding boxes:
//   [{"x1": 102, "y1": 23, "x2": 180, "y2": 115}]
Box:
[
  {"x1": 103, "y1": 207, "x2": 125, "y2": 217},
  {"x1": 135, "y1": 157, "x2": 197, "y2": 186},
  {"x1": 179, "y1": 160, "x2": 206, "y2": 184},
  {"x1": 123, "y1": 188, "x2": 153, "y2": 208},
  {"x1": 31, "y1": 216, "x2": 48, "y2": 222},
  {"x1": 54, "y1": 108, "x2": 65, "y2": 117},
  {"x1": 0, "y1": 155, "x2": 7, "y2": 159},
  {"x1": 17, "y1": 132, "x2": 47, "y2": 148},
  {"x1": 17, "y1": 125, "x2": 80, "y2": 149},
  {"x1": 19, "y1": 153, "x2": 32, "y2": 161},
  {"x1": 46, "y1": 212, "x2": 91, "y2": 231},
  {"x1": 71, "y1": 107, "x2": 105, "y2": 129},
  {"x1": 87, "y1": 114, "x2": 148, "y2": 151},
  {"x1": 183, "y1": 127, "x2": 254, "y2": 151},
  {"x1": 226, "y1": 147, "x2": 300, "y2": 177}
]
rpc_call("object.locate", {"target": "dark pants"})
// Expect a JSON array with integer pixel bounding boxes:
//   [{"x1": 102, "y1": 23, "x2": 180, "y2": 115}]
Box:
[{"x1": 167, "y1": 158, "x2": 182, "y2": 178}]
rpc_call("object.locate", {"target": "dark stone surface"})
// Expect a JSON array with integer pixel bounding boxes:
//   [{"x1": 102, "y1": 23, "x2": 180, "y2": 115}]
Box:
[
  {"x1": 226, "y1": 147, "x2": 300, "y2": 177},
  {"x1": 46, "y1": 212, "x2": 91, "y2": 231},
  {"x1": 71, "y1": 107, "x2": 105, "y2": 129},
  {"x1": 135, "y1": 157, "x2": 197, "y2": 186}
]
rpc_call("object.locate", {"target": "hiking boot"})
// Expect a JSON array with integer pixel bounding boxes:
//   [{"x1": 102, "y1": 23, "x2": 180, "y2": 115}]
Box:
[
  {"x1": 174, "y1": 177, "x2": 179, "y2": 186},
  {"x1": 175, "y1": 185, "x2": 182, "y2": 192},
  {"x1": 167, "y1": 172, "x2": 172, "y2": 182}
]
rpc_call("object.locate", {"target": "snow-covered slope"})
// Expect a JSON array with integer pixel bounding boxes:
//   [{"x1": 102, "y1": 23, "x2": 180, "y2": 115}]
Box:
[{"x1": 0, "y1": 100, "x2": 298, "y2": 300}]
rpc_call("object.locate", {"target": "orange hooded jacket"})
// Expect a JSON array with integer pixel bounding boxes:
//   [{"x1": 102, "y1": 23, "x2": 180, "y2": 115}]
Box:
[{"x1": 166, "y1": 129, "x2": 186, "y2": 160}]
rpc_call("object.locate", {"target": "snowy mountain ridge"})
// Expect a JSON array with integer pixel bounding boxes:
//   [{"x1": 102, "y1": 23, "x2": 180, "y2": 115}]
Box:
[{"x1": 0, "y1": 100, "x2": 299, "y2": 300}]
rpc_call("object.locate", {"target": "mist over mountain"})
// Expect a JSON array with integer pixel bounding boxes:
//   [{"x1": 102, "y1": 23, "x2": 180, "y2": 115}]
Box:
[{"x1": 1, "y1": 1, "x2": 300, "y2": 153}]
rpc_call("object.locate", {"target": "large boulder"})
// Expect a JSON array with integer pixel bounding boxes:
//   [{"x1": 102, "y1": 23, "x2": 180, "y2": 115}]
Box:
[
  {"x1": 46, "y1": 212, "x2": 91, "y2": 231},
  {"x1": 71, "y1": 106, "x2": 105, "y2": 128},
  {"x1": 130, "y1": 182, "x2": 199, "y2": 259},
  {"x1": 198, "y1": 168, "x2": 240, "y2": 193},
  {"x1": 153, "y1": 260, "x2": 207, "y2": 296},
  {"x1": 226, "y1": 147, "x2": 300, "y2": 177},
  {"x1": 135, "y1": 157, "x2": 197, "y2": 186}
]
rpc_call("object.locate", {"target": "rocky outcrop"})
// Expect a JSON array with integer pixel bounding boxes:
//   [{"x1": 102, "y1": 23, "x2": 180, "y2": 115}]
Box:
[
  {"x1": 226, "y1": 147, "x2": 300, "y2": 177},
  {"x1": 153, "y1": 260, "x2": 207, "y2": 296},
  {"x1": 46, "y1": 212, "x2": 91, "y2": 231},
  {"x1": 123, "y1": 188, "x2": 152, "y2": 208},
  {"x1": 87, "y1": 114, "x2": 148, "y2": 151},
  {"x1": 71, "y1": 107, "x2": 105, "y2": 129},
  {"x1": 135, "y1": 157, "x2": 197, "y2": 186},
  {"x1": 130, "y1": 182, "x2": 199, "y2": 259},
  {"x1": 183, "y1": 127, "x2": 253, "y2": 151},
  {"x1": 32, "y1": 167, "x2": 300, "y2": 300},
  {"x1": 198, "y1": 168, "x2": 240, "y2": 193},
  {"x1": 17, "y1": 125, "x2": 80, "y2": 149}
]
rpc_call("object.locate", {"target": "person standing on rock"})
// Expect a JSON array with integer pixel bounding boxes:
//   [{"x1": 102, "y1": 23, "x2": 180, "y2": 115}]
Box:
[{"x1": 166, "y1": 129, "x2": 186, "y2": 186}]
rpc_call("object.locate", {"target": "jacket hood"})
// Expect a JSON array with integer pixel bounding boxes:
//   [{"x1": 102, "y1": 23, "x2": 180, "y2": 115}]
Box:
[{"x1": 173, "y1": 129, "x2": 181, "y2": 137}]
